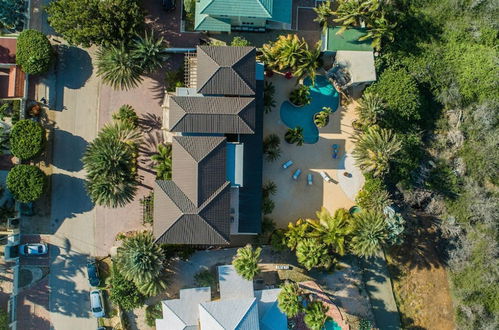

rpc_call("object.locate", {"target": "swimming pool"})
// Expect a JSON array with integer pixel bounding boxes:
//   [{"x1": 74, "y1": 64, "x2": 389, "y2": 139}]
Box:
[
  {"x1": 323, "y1": 319, "x2": 342, "y2": 330},
  {"x1": 280, "y1": 75, "x2": 340, "y2": 144}
]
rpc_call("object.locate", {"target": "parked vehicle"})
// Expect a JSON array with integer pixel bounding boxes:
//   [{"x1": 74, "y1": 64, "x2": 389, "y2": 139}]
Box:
[
  {"x1": 90, "y1": 290, "x2": 105, "y2": 318},
  {"x1": 87, "y1": 261, "x2": 101, "y2": 287},
  {"x1": 19, "y1": 243, "x2": 48, "y2": 256},
  {"x1": 162, "y1": 0, "x2": 175, "y2": 11}
]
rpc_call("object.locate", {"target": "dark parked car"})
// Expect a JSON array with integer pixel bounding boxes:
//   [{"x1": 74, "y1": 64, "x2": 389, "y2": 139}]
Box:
[
  {"x1": 162, "y1": 0, "x2": 175, "y2": 11},
  {"x1": 87, "y1": 261, "x2": 101, "y2": 287}
]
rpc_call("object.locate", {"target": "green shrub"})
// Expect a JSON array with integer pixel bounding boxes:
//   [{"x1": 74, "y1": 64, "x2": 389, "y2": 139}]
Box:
[
  {"x1": 194, "y1": 269, "x2": 216, "y2": 289},
  {"x1": 231, "y1": 36, "x2": 251, "y2": 46},
  {"x1": 356, "y1": 175, "x2": 391, "y2": 212},
  {"x1": 16, "y1": 29, "x2": 54, "y2": 75},
  {"x1": 10, "y1": 119, "x2": 45, "y2": 160},
  {"x1": 109, "y1": 267, "x2": 145, "y2": 311},
  {"x1": 145, "y1": 303, "x2": 163, "y2": 327},
  {"x1": 7, "y1": 165, "x2": 46, "y2": 202},
  {"x1": 112, "y1": 104, "x2": 139, "y2": 127}
]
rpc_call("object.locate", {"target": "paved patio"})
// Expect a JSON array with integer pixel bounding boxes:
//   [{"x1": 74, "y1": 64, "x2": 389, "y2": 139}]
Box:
[{"x1": 262, "y1": 73, "x2": 363, "y2": 228}]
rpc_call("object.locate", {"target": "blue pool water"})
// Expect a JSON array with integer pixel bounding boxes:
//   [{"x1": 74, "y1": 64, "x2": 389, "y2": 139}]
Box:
[
  {"x1": 280, "y1": 75, "x2": 340, "y2": 144},
  {"x1": 323, "y1": 320, "x2": 342, "y2": 330}
]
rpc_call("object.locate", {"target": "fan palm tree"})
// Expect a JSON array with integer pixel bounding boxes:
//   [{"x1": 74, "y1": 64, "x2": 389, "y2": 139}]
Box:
[
  {"x1": 356, "y1": 92, "x2": 385, "y2": 125},
  {"x1": 152, "y1": 143, "x2": 172, "y2": 180},
  {"x1": 306, "y1": 207, "x2": 353, "y2": 255},
  {"x1": 332, "y1": 0, "x2": 380, "y2": 34},
  {"x1": 352, "y1": 126, "x2": 401, "y2": 177},
  {"x1": 350, "y1": 210, "x2": 387, "y2": 257},
  {"x1": 313, "y1": 0, "x2": 333, "y2": 32},
  {"x1": 304, "y1": 301, "x2": 329, "y2": 330},
  {"x1": 116, "y1": 231, "x2": 168, "y2": 296},
  {"x1": 83, "y1": 135, "x2": 138, "y2": 208},
  {"x1": 285, "y1": 127, "x2": 305, "y2": 146},
  {"x1": 285, "y1": 219, "x2": 308, "y2": 250},
  {"x1": 97, "y1": 42, "x2": 143, "y2": 90},
  {"x1": 277, "y1": 282, "x2": 303, "y2": 317},
  {"x1": 296, "y1": 238, "x2": 333, "y2": 270},
  {"x1": 132, "y1": 30, "x2": 168, "y2": 74},
  {"x1": 232, "y1": 244, "x2": 261, "y2": 280}
]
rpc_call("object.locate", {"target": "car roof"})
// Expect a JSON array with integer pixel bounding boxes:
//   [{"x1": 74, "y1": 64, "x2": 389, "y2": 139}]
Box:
[{"x1": 90, "y1": 291, "x2": 101, "y2": 306}]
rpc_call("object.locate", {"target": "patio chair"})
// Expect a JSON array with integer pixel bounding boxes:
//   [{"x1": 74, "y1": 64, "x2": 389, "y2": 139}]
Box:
[
  {"x1": 319, "y1": 171, "x2": 332, "y2": 182},
  {"x1": 292, "y1": 169, "x2": 302, "y2": 180},
  {"x1": 307, "y1": 173, "x2": 313, "y2": 185},
  {"x1": 282, "y1": 160, "x2": 293, "y2": 169}
]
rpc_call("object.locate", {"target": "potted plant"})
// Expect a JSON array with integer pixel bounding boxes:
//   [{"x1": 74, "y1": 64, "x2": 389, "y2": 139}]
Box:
[
  {"x1": 284, "y1": 127, "x2": 304, "y2": 146},
  {"x1": 289, "y1": 85, "x2": 311, "y2": 107},
  {"x1": 314, "y1": 107, "x2": 332, "y2": 128}
]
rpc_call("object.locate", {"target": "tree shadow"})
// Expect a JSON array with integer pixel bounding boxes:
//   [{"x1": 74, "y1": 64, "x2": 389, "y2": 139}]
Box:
[
  {"x1": 51, "y1": 130, "x2": 88, "y2": 172},
  {"x1": 139, "y1": 113, "x2": 162, "y2": 133}
]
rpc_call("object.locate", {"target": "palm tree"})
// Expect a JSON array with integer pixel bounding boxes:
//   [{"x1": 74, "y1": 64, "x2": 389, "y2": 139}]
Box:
[
  {"x1": 83, "y1": 135, "x2": 138, "y2": 208},
  {"x1": 151, "y1": 143, "x2": 172, "y2": 180},
  {"x1": 285, "y1": 127, "x2": 305, "y2": 146},
  {"x1": 262, "y1": 180, "x2": 277, "y2": 198},
  {"x1": 352, "y1": 126, "x2": 401, "y2": 177},
  {"x1": 304, "y1": 301, "x2": 329, "y2": 330},
  {"x1": 296, "y1": 238, "x2": 333, "y2": 270},
  {"x1": 313, "y1": 1, "x2": 333, "y2": 32},
  {"x1": 232, "y1": 244, "x2": 261, "y2": 280},
  {"x1": 263, "y1": 134, "x2": 281, "y2": 161},
  {"x1": 306, "y1": 207, "x2": 353, "y2": 255},
  {"x1": 360, "y1": 14, "x2": 396, "y2": 50},
  {"x1": 100, "y1": 121, "x2": 142, "y2": 147},
  {"x1": 275, "y1": 34, "x2": 307, "y2": 71},
  {"x1": 289, "y1": 85, "x2": 311, "y2": 106},
  {"x1": 112, "y1": 104, "x2": 139, "y2": 127},
  {"x1": 259, "y1": 41, "x2": 279, "y2": 70},
  {"x1": 294, "y1": 41, "x2": 322, "y2": 82},
  {"x1": 132, "y1": 30, "x2": 168, "y2": 74},
  {"x1": 116, "y1": 231, "x2": 168, "y2": 296},
  {"x1": 277, "y1": 282, "x2": 303, "y2": 317},
  {"x1": 285, "y1": 219, "x2": 308, "y2": 250},
  {"x1": 350, "y1": 211, "x2": 387, "y2": 257},
  {"x1": 314, "y1": 106, "x2": 333, "y2": 128},
  {"x1": 97, "y1": 43, "x2": 143, "y2": 90},
  {"x1": 332, "y1": 0, "x2": 380, "y2": 34},
  {"x1": 356, "y1": 92, "x2": 384, "y2": 125},
  {"x1": 264, "y1": 81, "x2": 276, "y2": 113}
]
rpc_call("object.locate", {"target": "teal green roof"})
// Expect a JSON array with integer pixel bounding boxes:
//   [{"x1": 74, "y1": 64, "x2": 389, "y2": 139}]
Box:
[
  {"x1": 198, "y1": 0, "x2": 272, "y2": 18},
  {"x1": 269, "y1": 0, "x2": 292, "y2": 24},
  {"x1": 325, "y1": 27, "x2": 374, "y2": 52},
  {"x1": 195, "y1": 4, "x2": 231, "y2": 32}
]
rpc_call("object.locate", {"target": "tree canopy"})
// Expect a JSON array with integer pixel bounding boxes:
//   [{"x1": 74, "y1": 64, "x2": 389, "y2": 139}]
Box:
[{"x1": 16, "y1": 29, "x2": 54, "y2": 75}]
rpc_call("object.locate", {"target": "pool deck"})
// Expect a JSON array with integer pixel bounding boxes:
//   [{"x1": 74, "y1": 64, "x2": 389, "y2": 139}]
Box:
[{"x1": 263, "y1": 73, "x2": 363, "y2": 228}]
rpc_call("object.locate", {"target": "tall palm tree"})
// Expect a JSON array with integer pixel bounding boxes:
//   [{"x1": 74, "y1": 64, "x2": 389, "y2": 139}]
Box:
[
  {"x1": 284, "y1": 127, "x2": 305, "y2": 146},
  {"x1": 285, "y1": 219, "x2": 308, "y2": 250},
  {"x1": 332, "y1": 0, "x2": 380, "y2": 34},
  {"x1": 132, "y1": 30, "x2": 168, "y2": 74},
  {"x1": 306, "y1": 208, "x2": 353, "y2": 255},
  {"x1": 83, "y1": 135, "x2": 138, "y2": 208},
  {"x1": 356, "y1": 92, "x2": 385, "y2": 125},
  {"x1": 232, "y1": 244, "x2": 261, "y2": 280},
  {"x1": 304, "y1": 301, "x2": 329, "y2": 330},
  {"x1": 352, "y1": 126, "x2": 401, "y2": 177},
  {"x1": 296, "y1": 238, "x2": 333, "y2": 270},
  {"x1": 96, "y1": 42, "x2": 143, "y2": 90},
  {"x1": 313, "y1": 1, "x2": 333, "y2": 32},
  {"x1": 277, "y1": 282, "x2": 303, "y2": 317},
  {"x1": 152, "y1": 143, "x2": 172, "y2": 180},
  {"x1": 116, "y1": 231, "x2": 168, "y2": 296},
  {"x1": 350, "y1": 211, "x2": 387, "y2": 257}
]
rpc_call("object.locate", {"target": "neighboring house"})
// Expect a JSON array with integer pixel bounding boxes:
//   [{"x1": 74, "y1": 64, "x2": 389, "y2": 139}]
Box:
[
  {"x1": 154, "y1": 46, "x2": 264, "y2": 245},
  {"x1": 194, "y1": 0, "x2": 292, "y2": 32},
  {"x1": 322, "y1": 27, "x2": 376, "y2": 88},
  {"x1": 0, "y1": 37, "x2": 25, "y2": 98},
  {"x1": 155, "y1": 265, "x2": 287, "y2": 330}
]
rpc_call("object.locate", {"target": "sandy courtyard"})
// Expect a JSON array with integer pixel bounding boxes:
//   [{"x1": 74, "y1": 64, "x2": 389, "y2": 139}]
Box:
[{"x1": 263, "y1": 73, "x2": 364, "y2": 228}]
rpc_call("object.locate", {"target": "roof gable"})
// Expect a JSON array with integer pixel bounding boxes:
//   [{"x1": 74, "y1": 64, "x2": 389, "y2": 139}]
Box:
[
  {"x1": 196, "y1": 46, "x2": 256, "y2": 96},
  {"x1": 199, "y1": 298, "x2": 259, "y2": 330}
]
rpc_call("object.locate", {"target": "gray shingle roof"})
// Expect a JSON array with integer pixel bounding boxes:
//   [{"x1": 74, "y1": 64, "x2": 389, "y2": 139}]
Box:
[
  {"x1": 154, "y1": 136, "x2": 231, "y2": 245},
  {"x1": 196, "y1": 46, "x2": 256, "y2": 96},
  {"x1": 169, "y1": 96, "x2": 256, "y2": 134}
]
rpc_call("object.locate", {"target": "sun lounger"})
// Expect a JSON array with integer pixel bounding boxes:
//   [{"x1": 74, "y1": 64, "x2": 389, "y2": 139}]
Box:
[
  {"x1": 332, "y1": 144, "x2": 339, "y2": 159},
  {"x1": 292, "y1": 169, "x2": 302, "y2": 180},
  {"x1": 319, "y1": 171, "x2": 331, "y2": 182},
  {"x1": 307, "y1": 173, "x2": 313, "y2": 185},
  {"x1": 282, "y1": 160, "x2": 293, "y2": 169}
]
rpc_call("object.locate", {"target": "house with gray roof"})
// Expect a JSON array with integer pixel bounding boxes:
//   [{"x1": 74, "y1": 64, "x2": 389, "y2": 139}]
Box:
[
  {"x1": 155, "y1": 265, "x2": 287, "y2": 330},
  {"x1": 155, "y1": 46, "x2": 263, "y2": 245}
]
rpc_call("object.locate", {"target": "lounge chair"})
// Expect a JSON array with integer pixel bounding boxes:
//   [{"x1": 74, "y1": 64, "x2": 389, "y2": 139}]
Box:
[
  {"x1": 307, "y1": 173, "x2": 313, "y2": 185},
  {"x1": 332, "y1": 144, "x2": 339, "y2": 159},
  {"x1": 292, "y1": 169, "x2": 302, "y2": 180},
  {"x1": 282, "y1": 160, "x2": 293, "y2": 169},
  {"x1": 319, "y1": 171, "x2": 331, "y2": 182}
]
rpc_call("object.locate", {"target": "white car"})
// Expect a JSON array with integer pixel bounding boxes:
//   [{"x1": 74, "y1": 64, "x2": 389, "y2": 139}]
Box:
[
  {"x1": 19, "y1": 243, "x2": 48, "y2": 256},
  {"x1": 90, "y1": 290, "x2": 105, "y2": 318}
]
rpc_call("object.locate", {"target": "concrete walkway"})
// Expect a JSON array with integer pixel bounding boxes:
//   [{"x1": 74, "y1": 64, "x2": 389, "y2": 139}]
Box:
[{"x1": 362, "y1": 250, "x2": 401, "y2": 330}]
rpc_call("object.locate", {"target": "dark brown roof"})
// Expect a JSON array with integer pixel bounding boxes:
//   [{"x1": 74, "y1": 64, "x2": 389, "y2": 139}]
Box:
[
  {"x1": 154, "y1": 136, "x2": 231, "y2": 245},
  {"x1": 0, "y1": 38, "x2": 17, "y2": 64},
  {"x1": 196, "y1": 46, "x2": 256, "y2": 96},
  {"x1": 169, "y1": 96, "x2": 256, "y2": 134}
]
